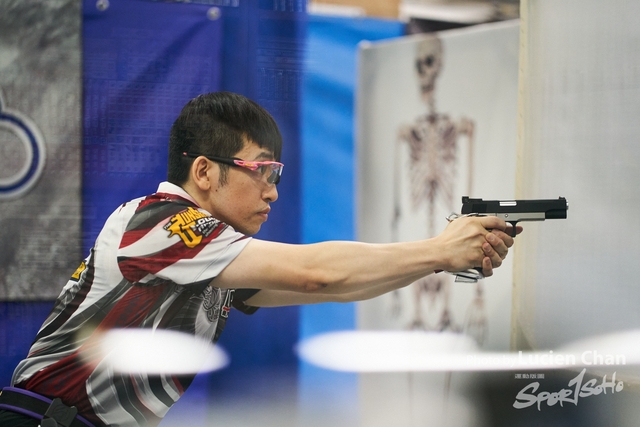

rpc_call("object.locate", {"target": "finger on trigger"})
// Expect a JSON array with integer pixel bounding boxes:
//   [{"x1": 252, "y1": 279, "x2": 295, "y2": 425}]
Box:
[{"x1": 479, "y1": 215, "x2": 507, "y2": 232}]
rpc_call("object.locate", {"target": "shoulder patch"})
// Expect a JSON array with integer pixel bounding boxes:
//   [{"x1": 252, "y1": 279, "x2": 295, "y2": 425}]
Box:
[{"x1": 163, "y1": 207, "x2": 221, "y2": 248}]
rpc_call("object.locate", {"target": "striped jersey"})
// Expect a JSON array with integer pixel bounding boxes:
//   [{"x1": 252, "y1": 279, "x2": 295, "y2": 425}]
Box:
[{"x1": 11, "y1": 182, "x2": 257, "y2": 426}]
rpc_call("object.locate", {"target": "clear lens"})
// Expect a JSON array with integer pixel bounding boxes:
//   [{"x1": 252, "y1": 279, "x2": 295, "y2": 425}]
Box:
[
  {"x1": 266, "y1": 164, "x2": 283, "y2": 184},
  {"x1": 232, "y1": 159, "x2": 283, "y2": 184}
]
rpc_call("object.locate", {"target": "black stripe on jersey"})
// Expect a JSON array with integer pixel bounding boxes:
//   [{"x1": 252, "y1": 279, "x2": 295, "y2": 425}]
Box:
[
  {"x1": 125, "y1": 200, "x2": 192, "y2": 232},
  {"x1": 155, "y1": 286, "x2": 201, "y2": 330},
  {"x1": 33, "y1": 249, "x2": 97, "y2": 344},
  {"x1": 148, "y1": 375, "x2": 178, "y2": 408},
  {"x1": 113, "y1": 373, "x2": 160, "y2": 426}
]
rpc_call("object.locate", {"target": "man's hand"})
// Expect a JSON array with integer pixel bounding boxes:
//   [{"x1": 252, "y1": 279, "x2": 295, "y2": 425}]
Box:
[
  {"x1": 480, "y1": 225, "x2": 522, "y2": 277},
  {"x1": 432, "y1": 216, "x2": 521, "y2": 277}
]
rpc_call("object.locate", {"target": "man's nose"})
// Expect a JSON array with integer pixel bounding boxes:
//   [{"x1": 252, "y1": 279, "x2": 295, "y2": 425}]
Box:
[{"x1": 264, "y1": 183, "x2": 278, "y2": 203}]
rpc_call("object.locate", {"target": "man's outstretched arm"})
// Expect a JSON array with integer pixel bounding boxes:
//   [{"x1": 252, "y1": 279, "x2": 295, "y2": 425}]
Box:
[{"x1": 212, "y1": 216, "x2": 517, "y2": 306}]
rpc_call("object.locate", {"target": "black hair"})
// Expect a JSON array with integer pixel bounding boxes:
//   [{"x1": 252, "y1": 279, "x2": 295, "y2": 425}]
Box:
[{"x1": 167, "y1": 92, "x2": 282, "y2": 185}]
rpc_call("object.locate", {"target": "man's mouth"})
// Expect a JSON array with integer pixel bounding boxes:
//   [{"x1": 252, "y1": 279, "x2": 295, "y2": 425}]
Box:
[{"x1": 258, "y1": 207, "x2": 270, "y2": 219}]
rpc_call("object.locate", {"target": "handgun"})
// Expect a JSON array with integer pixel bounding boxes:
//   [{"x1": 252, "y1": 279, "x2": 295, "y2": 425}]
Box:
[
  {"x1": 445, "y1": 196, "x2": 568, "y2": 282},
  {"x1": 461, "y1": 196, "x2": 568, "y2": 237}
]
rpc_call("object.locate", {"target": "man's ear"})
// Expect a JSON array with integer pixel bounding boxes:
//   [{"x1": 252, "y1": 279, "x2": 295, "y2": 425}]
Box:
[{"x1": 190, "y1": 157, "x2": 217, "y2": 191}]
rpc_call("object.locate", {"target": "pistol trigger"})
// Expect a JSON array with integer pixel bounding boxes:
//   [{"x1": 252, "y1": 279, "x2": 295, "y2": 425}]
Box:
[{"x1": 509, "y1": 222, "x2": 518, "y2": 237}]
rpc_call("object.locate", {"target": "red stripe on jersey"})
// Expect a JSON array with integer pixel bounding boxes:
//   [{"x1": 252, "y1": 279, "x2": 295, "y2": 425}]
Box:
[
  {"x1": 100, "y1": 283, "x2": 169, "y2": 329},
  {"x1": 136, "y1": 193, "x2": 168, "y2": 211},
  {"x1": 119, "y1": 227, "x2": 154, "y2": 249},
  {"x1": 118, "y1": 223, "x2": 227, "y2": 283},
  {"x1": 171, "y1": 375, "x2": 185, "y2": 395}
]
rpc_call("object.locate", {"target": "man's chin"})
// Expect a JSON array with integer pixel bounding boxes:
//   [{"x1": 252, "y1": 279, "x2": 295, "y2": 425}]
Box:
[
  {"x1": 232, "y1": 217, "x2": 266, "y2": 236},
  {"x1": 242, "y1": 224, "x2": 262, "y2": 236}
]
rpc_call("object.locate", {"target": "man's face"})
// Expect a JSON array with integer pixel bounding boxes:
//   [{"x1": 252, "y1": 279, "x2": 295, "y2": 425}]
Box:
[{"x1": 205, "y1": 141, "x2": 279, "y2": 235}]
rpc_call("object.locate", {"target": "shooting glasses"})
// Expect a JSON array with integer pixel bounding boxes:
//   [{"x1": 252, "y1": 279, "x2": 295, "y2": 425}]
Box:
[{"x1": 183, "y1": 152, "x2": 283, "y2": 185}]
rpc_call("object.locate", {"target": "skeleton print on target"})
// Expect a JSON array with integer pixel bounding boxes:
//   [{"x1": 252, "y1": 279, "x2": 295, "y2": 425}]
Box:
[{"x1": 392, "y1": 35, "x2": 486, "y2": 345}]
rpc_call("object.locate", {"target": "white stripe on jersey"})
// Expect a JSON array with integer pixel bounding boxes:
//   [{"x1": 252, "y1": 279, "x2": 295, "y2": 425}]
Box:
[
  {"x1": 154, "y1": 235, "x2": 250, "y2": 285},
  {"x1": 117, "y1": 220, "x2": 181, "y2": 257},
  {"x1": 87, "y1": 363, "x2": 140, "y2": 427}
]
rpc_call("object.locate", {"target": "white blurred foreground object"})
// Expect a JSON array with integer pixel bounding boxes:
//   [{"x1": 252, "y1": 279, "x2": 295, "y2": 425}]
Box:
[
  {"x1": 297, "y1": 330, "x2": 640, "y2": 372},
  {"x1": 298, "y1": 331, "x2": 478, "y2": 372},
  {"x1": 96, "y1": 328, "x2": 228, "y2": 374}
]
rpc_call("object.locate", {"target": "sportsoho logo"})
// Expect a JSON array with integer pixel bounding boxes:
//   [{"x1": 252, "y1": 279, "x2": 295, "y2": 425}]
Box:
[{"x1": 0, "y1": 90, "x2": 46, "y2": 199}]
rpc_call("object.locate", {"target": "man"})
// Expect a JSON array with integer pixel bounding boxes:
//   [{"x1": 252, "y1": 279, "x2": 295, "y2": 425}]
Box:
[{"x1": 0, "y1": 92, "x2": 517, "y2": 427}]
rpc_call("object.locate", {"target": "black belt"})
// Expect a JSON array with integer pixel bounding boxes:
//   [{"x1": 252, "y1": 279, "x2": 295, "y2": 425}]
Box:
[{"x1": 0, "y1": 387, "x2": 96, "y2": 427}]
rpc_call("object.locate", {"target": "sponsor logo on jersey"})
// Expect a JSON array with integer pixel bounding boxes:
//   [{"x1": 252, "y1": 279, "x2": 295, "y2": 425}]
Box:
[
  {"x1": 70, "y1": 261, "x2": 87, "y2": 281},
  {"x1": 203, "y1": 287, "x2": 234, "y2": 321},
  {"x1": 164, "y1": 207, "x2": 220, "y2": 248}
]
